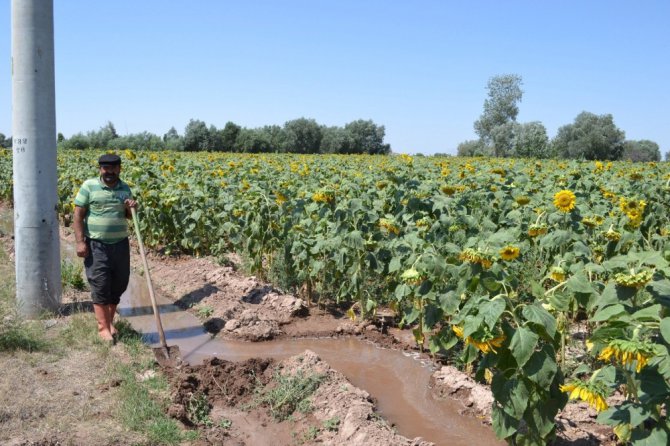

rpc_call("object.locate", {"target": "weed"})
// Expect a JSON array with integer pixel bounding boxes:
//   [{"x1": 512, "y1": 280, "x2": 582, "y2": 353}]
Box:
[
  {"x1": 218, "y1": 418, "x2": 232, "y2": 429},
  {"x1": 187, "y1": 391, "x2": 213, "y2": 427},
  {"x1": 322, "y1": 416, "x2": 340, "y2": 431},
  {"x1": 0, "y1": 247, "x2": 48, "y2": 352},
  {"x1": 60, "y1": 259, "x2": 86, "y2": 290},
  {"x1": 297, "y1": 397, "x2": 313, "y2": 414},
  {"x1": 301, "y1": 426, "x2": 320, "y2": 442},
  {"x1": 195, "y1": 305, "x2": 214, "y2": 319},
  {"x1": 253, "y1": 369, "x2": 324, "y2": 421}
]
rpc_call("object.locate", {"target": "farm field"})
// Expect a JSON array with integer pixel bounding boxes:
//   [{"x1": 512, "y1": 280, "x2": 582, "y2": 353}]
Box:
[{"x1": 1, "y1": 149, "x2": 670, "y2": 444}]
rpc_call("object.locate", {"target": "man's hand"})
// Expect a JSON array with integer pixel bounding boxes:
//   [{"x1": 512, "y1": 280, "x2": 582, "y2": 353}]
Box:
[
  {"x1": 124, "y1": 199, "x2": 138, "y2": 209},
  {"x1": 76, "y1": 240, "x2": 89, "y2": 258}
]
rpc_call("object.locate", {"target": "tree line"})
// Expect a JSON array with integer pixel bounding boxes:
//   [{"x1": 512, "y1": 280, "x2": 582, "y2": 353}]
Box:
[
  {"x1": 4, "y1": 118, "x2": 390, "y2": 155},
  {"x1": 1, "y1": 77, "x2": 665, "y2": 161},
  {"x1": 457, "y1": 74, "x2": 665, "y2": 162}
]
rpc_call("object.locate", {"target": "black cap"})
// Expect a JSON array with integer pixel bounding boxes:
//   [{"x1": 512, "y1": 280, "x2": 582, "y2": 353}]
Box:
[{"x1": 98, "y1": 154, "x2": 121, "y2": 166}]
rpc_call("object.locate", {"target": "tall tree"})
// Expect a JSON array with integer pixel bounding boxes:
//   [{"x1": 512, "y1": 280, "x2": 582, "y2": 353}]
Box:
[
  {"x1": 0, "y1": 133, "x2": 11, "y2": 148},
  {"x1": 622, "y1": 139, "x2": 661, "y2": 162},
  {"x1": 182, "y1": 119, "x2": 210, "y2": 152},
  {"x1": 474, "y1": 74, "x2": 523, "y2": 156},
  {"x1": 456, "y1": 139, "x2": 489, "y2": 157},
  {"x1": 220, "y1": 121, "x2": 241, "y2": 152},
  {"x1": 282, "y1": 118, "x2": 322, "y2": 154},
  {"x1": 320, "y1": 126, "x2": 353, "y2": 154},
  {"x1": 259, "y1": 125, "x2": 285, "y2": 152},
  {"x1": 552, "y1": 112, "x2": 625, "y2": 160},
  {"x1": 344, "y1": 119, "x2": 391, "y2": 154},
  {"x1": 163, "y1": 127, "x2": 183, "y2": 151},
  {"x1": 514, "y1": 121, "x2": 550, "y2": 158}
]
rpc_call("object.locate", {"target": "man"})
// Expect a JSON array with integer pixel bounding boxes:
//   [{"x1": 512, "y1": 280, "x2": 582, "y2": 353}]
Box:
[{"x1": 73, "y1": 154, "x2": 137, "y2": 343}]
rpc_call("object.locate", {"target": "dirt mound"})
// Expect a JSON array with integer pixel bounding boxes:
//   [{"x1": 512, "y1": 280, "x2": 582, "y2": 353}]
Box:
[
  {"x1": 167, "y1": 356, "x2": 274, "y2": 424},
  {"x1": 164, "y1": 350, "x2": 434, "y2": 446}
]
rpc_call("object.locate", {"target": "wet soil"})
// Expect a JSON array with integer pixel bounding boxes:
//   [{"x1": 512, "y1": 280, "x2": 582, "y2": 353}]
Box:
[{"x1": 165, "y1": 351, "x2": 436, "y2": 446}]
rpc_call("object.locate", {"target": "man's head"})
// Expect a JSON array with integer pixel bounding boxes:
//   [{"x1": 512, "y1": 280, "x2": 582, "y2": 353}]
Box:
[{"x1": 98, "y1": 154, "x2": 121, "y2": 186}]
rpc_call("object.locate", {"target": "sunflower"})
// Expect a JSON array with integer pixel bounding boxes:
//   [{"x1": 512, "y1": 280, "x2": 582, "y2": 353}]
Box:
[
  {"x1": 312, "y1": 190, "x2": 335, "y2": 204},
  {"x1": 550, "y1": 266, "x2": 567, "y2": 282},
  {"x1": 515, "y1": 196, "x2": 531, "y2": 206},
  {"x1": 528, "y1": 224, "x2": 548, "y2": 237},
  {"x1": 274, "y1": 191, "x2": 288, "y2": 205},
  {"x1": 553, "y1": 190, "x2": 576, "y2": 213},
  {"x1": 500, "y1": 246, "x2": 520, "y2": 261},
  {"x1": 451, "y1": 325, "x2": 505, "y2": 354},
  {"x1": 603, "y1": 227, "x2": 621, "y2": 242},
  {"x1": 379, "y1": 218, "x2": 400, "y2": 235},
  {"x1": 619, "y1": 198, "x2": 647, "y2": 219},
  {"x1": 614, "y1": 270, "x2": 653, "y2": 289},
  {"x1": 598, "y1": 339, "x2": 655, "y2": 373},
  {"x1": 582, "y1": 216, "x2": 605, "y2": 228},
  {"x1": 400, "y1": 268, "x2": 424, "y2": 286},
  {"x1": 459, "y1": 248, "x2": 493, "y2": 269},
  {"x1": 560, "y1": 381, "x2": 609, "y2": 412},
  {"x1": 441, "y1": 185, "x2": 457, "y2": 196}
]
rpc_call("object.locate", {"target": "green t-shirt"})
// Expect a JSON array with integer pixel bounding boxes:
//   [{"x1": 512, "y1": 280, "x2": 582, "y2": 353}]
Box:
[{"x1": 74, "y1": 177, "x2": 132, "y2": 243}]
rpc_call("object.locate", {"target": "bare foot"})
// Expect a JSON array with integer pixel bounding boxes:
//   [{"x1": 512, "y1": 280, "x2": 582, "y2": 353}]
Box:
[{"x1": 99, "y1": 329, "x2": 114, "y2": 342}]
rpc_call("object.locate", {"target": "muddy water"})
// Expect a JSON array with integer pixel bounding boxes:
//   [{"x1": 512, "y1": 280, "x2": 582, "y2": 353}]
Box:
[{"x1": 119, "y1": 276, "x2": 502, "y2": 446}]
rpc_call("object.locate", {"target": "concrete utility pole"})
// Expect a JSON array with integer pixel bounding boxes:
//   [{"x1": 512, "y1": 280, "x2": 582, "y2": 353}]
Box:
[{"x1": 12, "y1": 0, "x2": 61, "y2": 317}]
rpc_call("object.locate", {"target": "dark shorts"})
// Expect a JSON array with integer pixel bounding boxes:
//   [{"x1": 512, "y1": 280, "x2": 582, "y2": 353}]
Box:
[{"x1": 84, "y1": 238, "x2": 130, "y2": 305}]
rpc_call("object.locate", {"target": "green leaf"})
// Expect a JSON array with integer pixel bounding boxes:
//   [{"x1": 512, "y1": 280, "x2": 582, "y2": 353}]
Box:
[
  {"x1": 491, "y1": 376, "x2": 530, "y2": 419},
  {"x1": 394, "y1": 284, "x2": 411, "y2": 301},
  {"x1": 630, "y1": 426, "x2": 668, "y2": 445},
  {"x1": 566, "y1": 273, "x2": 595, "y2": 294},
  {"x1": 388, "y1": 256, "x2": 402, "y2": 273},
  {"x1": 661, "y1": 318, "x2": 670, "y2": 343},
  {"x1": 522, "y1": 304, "x2": 557, "y2": 339},
  {"x1": 638, "y1": 368, "x2": 670, "y2": 405},
  {"x1": 631, "y1": 304, "x2": 661, "y2": 323},
  {"x1": 190, "y1": 209, "x2": 203, "y2": 221},
  {"x1": 438, "y1": 291, "x2": 460, "y2": 314},
  {"x1": 592, "y1": 304, "x2": 627, "y2": 322},
  {"x1": 649, "y1": 280, "x2": 670, "y2": 307},
  {"x1": 491, "y1": 406, "x2": 518, "y2": 439},
  {"x1": 510, "y1": 327, "x2": 539, "y2": 368},
  {"x1": 595, "y1": 282, "x2": 619, "y2": 310},
  {"x1": 596, "y1": 403, "x2": 650, "y2": 429},
  {"x1": 540, "y1": 229, "x2": 573, "y2": 250},
  {"x1": 528, "y1": 397, "x2": 561, "y2": 438},
  {"x1": 524, "y1": 346, "x2": 558, "y2": 388},
  {"x1": 482, "y1": 276, "x2": 502, "y2": 293},
  {"x1": 479, "y1": 297, "x2": 506, "y2": 330}
]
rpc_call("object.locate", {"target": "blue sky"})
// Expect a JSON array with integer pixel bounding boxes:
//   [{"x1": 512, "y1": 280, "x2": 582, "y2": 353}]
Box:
[{"x1": 2, "y1": 0, "x2": 669, "y2": 155}]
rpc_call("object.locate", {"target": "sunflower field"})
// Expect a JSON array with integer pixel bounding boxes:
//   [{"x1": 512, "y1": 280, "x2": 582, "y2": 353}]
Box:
[{"x1": 2, "y1": 149, "x2": 670, "y2": 444}]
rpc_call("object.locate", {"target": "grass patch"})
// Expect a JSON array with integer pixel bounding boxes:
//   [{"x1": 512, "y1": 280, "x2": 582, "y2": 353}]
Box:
[
  {"x1": 195, "y1": 304, "x2": 214, "y2": 319},
  {"x1": 112, "y1": 322, "x2": 198, "y2": 445},
  {"x1": 0, "y1": 244, "x2": 48, "y2": 352},
  {"x1": 253, "y1": 368, "x2": 325, "y2": 421},
  {"x1": 116, "y1": 362, "x2": 190, "y2": 445},
  {"x1": 61, "y1": 258, "x2": 86, "y2": 291}
]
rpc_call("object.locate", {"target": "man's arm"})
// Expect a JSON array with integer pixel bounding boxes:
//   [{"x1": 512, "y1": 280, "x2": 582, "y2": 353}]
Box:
[{"x1": 73, "y1": 205, "x2": 89, "y2": 258}]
